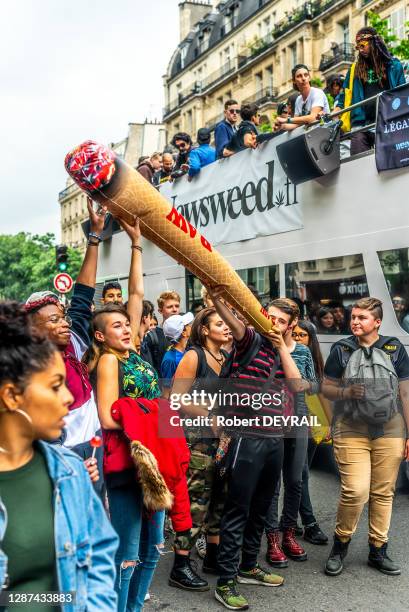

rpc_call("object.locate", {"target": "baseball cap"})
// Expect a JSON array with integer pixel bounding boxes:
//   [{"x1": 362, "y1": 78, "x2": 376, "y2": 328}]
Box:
[{"x1": 163, "y1": 312, "x2": 194, "y2": 343}]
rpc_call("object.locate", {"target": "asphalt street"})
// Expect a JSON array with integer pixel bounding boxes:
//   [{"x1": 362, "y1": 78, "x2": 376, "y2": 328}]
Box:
[{"x1": 146, "y1": 467, "x2": 409, "y2": 612}]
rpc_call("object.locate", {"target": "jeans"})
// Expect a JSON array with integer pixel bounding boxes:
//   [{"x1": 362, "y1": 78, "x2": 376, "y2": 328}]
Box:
[
  {"x1": 333, "y1": 414, "x2": 405, "y2": 546},
  {"x1": 107, "y1": 484, "x2": 165, "y2": 612},
  {"x1": 299, "y1": 440, "x2": 318, "y2": 526},
  {"x1": 265, "y1": 427, "x2": 308, "y2": 532},
  {"x1": 218, "y1": 437, "x2": 283, "y2": 581}
]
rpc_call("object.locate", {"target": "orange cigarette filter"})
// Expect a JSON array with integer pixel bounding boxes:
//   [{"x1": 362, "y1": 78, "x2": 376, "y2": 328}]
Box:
[{"x1": 65, "y1": 140, "x2": 274, "y2": 333}]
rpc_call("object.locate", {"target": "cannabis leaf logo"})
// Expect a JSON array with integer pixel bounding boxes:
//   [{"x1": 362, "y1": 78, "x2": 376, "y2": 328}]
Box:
[{"x1": 275, "y1": 190, "x2": 285, "y2": 207}]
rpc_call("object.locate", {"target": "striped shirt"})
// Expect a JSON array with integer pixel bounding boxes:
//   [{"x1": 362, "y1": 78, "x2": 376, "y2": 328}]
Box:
[{"x1": 223, "y1": 327, "x2": 288, "y2": 437}]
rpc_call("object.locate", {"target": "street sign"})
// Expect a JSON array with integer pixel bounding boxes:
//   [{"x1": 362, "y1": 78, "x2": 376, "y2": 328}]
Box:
[{"x1": 53, "y1": 273, "x2": 73, "y2": 294}]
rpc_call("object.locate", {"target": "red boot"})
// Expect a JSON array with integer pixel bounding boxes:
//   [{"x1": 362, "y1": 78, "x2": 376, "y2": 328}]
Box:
[
  {"x1": 282, "y1": 527, "x2": 308, "y2": 561},
  {"x1": 266, "y1": 530, "x2": 288, "y2": 568}
]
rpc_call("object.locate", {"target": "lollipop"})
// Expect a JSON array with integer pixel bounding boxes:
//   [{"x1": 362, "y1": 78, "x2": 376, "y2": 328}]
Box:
[{"x1": 90, "y1": 435, "x2": 102, "y2": 459}]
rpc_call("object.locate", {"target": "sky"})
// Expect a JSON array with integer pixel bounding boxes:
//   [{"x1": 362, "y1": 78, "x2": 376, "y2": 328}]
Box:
[{"x1": 0, "y1": 0, "x2": 182, "y2": 238}]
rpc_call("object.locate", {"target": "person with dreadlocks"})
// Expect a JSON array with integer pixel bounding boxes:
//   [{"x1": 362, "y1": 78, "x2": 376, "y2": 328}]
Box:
[{"x1": 334, "y1": 26, "x2": 405, "y2": 155}]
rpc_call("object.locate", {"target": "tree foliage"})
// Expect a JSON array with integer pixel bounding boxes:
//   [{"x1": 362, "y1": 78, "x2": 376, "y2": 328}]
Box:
[
  {"x1": 367, "y1": 11, "x2": 409, "y2": 59},
  {"x1": 0, "y1": 233, "x2": 82, "y2": 302}
]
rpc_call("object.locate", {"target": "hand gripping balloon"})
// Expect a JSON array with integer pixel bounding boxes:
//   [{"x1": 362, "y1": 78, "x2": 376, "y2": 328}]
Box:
[{"x1": 64, "y1": 140, "x2": 274, "y2": 333}]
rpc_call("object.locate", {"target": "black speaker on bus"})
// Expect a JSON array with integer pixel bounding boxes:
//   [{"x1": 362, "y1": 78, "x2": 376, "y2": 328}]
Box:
[{"x1": 276, "y1": 125, "x2": 340, "y2": 185}]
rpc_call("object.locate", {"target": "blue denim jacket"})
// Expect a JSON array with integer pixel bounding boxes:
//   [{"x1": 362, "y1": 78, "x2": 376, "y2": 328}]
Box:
[
  {"x1": 0, "y1": 442, "x2": 118, "y2": 611},
  {"x1": 336, "y1": 58, "x2": 405, "y2": 125}
]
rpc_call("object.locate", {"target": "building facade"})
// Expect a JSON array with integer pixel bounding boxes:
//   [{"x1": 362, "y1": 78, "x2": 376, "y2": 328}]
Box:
[
  {"x1": 163, "y1": 0, "x2": 408, "y2": 136},
  {"x1": 59, "y1": 120, "x2": 166, "y2": 251}
]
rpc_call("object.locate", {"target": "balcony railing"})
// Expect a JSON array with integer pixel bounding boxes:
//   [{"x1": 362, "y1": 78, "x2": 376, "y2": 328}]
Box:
[
  {"x1": 273, "y1": 0, "x2": 339, "y2": 40},
  {"x1": 242, "y1": 87, "x2": 278, "y2": 107},
  {"x1": 201, "y1": 60, "x2": 236, "y2": 90},
  {"x1": 238, "y1": 32, "x2": 275, "y2": 69},
  {"x1": 319, "y1": 42, "x2": 355, "y2": 71},
  {"x1": 59, "y1": 182, "x2": 80, "y2": 201},
  {"x1": 163, "y1": 81, "x2": 201, "y2": 118}
]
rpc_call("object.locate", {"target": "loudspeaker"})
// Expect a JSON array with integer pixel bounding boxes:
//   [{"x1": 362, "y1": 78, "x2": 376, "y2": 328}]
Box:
[{"x1": 276, "y1": 126, "x2": 340, "y2": 185}]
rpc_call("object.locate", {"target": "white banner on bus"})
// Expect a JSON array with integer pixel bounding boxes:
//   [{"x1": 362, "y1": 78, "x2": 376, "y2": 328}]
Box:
[{"x1": 160, "y1": 136, "x2": 302, "y2": 247}]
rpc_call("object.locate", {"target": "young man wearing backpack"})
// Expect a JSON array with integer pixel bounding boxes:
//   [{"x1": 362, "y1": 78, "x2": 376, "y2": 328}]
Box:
[
  {"x1": 142, "y1": 291, "x2": 180, "y2": 373},
  {"x1": 322, "y1": 297, "x2": 409, "y2": 577}
]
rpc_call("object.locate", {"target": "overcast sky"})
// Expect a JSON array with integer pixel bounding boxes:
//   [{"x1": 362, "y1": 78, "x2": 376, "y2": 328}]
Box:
[{"x1": 1, "y1": 0, "x2": 182, "y2": 237}]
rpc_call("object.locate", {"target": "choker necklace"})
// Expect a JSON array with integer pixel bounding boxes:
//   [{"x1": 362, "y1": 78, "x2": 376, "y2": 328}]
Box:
[{"x1": 204, "y1": 347, "x2": 225, "y2": 365}]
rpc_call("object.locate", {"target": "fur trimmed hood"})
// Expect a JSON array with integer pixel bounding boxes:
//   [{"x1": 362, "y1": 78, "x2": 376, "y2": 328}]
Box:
[{"x1": 130, "y1": 440, "x2": 173, "y2": 511}]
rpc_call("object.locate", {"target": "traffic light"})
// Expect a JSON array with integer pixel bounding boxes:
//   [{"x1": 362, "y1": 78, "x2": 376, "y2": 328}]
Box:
[{"x1": 55, "y1": 245, "x2": 68, "y2": 272}]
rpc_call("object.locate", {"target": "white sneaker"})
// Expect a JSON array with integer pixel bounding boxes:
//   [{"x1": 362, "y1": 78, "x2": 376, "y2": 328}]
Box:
[{"x1": 144, "y1": 592, "x2": 150, "y2": 602}]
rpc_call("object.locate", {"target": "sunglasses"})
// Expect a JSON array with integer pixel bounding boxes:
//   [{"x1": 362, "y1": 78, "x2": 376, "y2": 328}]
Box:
[
  {"x1": 355, "y1": 40, "x2": 370, "y2": 50},
  {"x1": 228, "y1": 109, "x2": 240, "y2": 114}
]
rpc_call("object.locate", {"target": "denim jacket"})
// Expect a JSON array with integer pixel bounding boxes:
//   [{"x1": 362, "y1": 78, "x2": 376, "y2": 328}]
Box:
[
  {"x1": 336, "y1": 58, "x2": 405, "y2": 125},
  {"x1": 0, "y1": 442, "x2": 118, "y2": 611}
]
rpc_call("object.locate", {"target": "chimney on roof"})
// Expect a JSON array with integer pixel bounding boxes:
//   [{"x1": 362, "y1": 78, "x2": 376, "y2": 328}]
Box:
[{"x1": 179, "y1": 0, "x2": 213, "y2": 41}]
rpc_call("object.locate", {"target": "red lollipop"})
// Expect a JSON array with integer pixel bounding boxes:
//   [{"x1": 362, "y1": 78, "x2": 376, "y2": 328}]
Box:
[{"x1": 90, "y1": 435, "x2": 102, "y2": 458}]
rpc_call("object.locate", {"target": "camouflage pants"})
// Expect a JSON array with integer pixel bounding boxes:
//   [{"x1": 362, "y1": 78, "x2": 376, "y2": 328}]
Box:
[{"x1": 173, "y1": 440, "x2": 227, "y2": 551}]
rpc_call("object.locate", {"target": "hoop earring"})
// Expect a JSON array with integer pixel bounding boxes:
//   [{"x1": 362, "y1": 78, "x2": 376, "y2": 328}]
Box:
[{"x1": 0, "y1": 408, "x2": 34, "y2": 454}]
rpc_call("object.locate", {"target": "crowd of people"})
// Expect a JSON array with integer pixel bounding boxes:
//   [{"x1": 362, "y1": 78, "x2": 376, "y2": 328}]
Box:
[
  {"x1": 1, "y1": 190, "x2": 409, "y2": 611},
  {"x1": 135, "y1": 27, "x2": 405, "y2": 190}
]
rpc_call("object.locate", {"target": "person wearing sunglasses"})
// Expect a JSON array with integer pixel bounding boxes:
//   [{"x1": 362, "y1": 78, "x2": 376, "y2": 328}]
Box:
[
  {"x1": 214, "y1": 99, "x2": 240, "y2": 159},
  {"x1": 24, "y1": 199, "x2": 108, "y2": 493},
  {"x1": 333, "y1": 27, "x2": 405, "y2": 155},
  {"x1": 223, "y1": 103, "x2": 260, "y2": 157},
  {"x1": 171, "y1": 132, "x2": 193, "y2": 171}
]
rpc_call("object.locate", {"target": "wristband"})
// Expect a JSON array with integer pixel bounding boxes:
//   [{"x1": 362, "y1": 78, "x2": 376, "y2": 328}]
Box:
[
  {"x1": 287, "y1": 117, "x2": 292, "y2": 124},
  {"x1": 131, "y1": 245, "x2": 143, "y2": 252},
  {"x1": 88, "y1": 231, "x2": 102, "y2": 242}
]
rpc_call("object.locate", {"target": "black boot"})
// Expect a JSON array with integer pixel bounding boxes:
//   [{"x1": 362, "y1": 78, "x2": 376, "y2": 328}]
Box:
[
  {"x1": 304, "y1": 523, "x2": 329, "y2": 545},
  {"x1": 368, "y1": 543, "x2": 401, "y2": 576},
  {"x1": 169, "y1": 553, "x2": 210, "y2": 591},
  {"x1": 203, "y1": 542, "x2": 219, "y2": 574},
  {"x1": 325, "y1": 535, "x2": 350, "y2": 576}
]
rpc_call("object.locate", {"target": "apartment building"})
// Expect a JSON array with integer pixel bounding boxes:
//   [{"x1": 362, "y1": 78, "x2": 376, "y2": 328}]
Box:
[
  {"x1": 59, "y1": 120, "x2": 166, "y2": 251},
  {"x1": 163, "y1": 0, "x2": 407, "y2": 135}
]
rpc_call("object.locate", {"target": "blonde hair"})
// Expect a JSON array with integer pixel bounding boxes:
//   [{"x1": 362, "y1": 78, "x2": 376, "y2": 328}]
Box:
[
  {"x1": 352, "y1": 297, "x2": 383, "y2": 320},
  {"x1": 157, "y1": 291, "x2": 181, "y2": 311}
]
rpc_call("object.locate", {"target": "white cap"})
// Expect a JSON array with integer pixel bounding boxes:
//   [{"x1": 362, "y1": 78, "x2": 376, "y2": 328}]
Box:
[{"x1": 163, "y1": 312, "x2": 194, "y2": 343}]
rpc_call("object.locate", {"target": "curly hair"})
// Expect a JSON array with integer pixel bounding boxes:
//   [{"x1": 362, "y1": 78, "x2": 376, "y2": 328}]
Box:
[{"x1": 0, "y1": 301, "x2": 57, "y2": 388}]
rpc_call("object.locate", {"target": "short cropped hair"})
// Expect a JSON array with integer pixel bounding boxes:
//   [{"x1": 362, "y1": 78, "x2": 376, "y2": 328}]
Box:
[
  {"x1": 352, "y1": 297, "x2": 383, "y2": 320},
  {"x1": 102, "y1": 281, "x2": 122, "y2": 298},
  {"x1": 157, "y1": 290, "x2": 181, "y2": 311},
  {"x1": 268, "y1": 298, "x2": 300, "y2": 324},
  {"x1": 150, "y1": 152, "x2": 162, "y2": 161},
  {"x1": 225, "y1": 99, "x2": 238, "y2": 109},
  {"x1": 240, "y1": 103, "x2": 259, "y2": 122}
]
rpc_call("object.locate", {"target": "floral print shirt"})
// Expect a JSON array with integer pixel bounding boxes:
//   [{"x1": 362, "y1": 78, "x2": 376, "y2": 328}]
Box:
[{"x1": 119, "y1": 351, "x2": 161, "y2": 401}]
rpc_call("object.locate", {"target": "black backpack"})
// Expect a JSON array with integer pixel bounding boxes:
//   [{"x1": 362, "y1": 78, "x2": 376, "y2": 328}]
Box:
[{"x1": 144, "y1": 327, "x2": 169, "y2": 374}]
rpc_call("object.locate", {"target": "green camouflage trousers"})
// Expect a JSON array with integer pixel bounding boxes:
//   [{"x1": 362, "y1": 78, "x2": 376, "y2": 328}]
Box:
[{"x1": 173, "y1": 439, "x2": 226, "y2": 551}]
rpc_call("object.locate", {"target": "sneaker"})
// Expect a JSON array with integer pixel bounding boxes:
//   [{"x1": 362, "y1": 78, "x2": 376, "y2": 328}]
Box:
[
  {"x1": 282, "y1": 528, "x2": 308, "y2": 561},
  {"x1": 325, "y1": 535, "x2": 350, "y2": 576},
  {"x1": 196, "y1": 533, "x2": 207, "y2": 559},
  {"x1": 237, "y1": 564, "x2": 284, "y2": 587},
  {"x1": 215, "y1": 581, "x2": 249, "y2": 610},
  {"x1": 304, "y1": 523, "x2": 329, "y2": 545},
  {"x1": 144, "y1": 592, "x2": 150, "y2": 602},
  {"x1": 266, "y1": 530, "x2": 288, "y2": 568},
  {"x1": 368, "y1": 543, "x2": 401, "y2": 576},
  {"x1": 169, "y1": 555, "x2": 209, "y2": 591}
]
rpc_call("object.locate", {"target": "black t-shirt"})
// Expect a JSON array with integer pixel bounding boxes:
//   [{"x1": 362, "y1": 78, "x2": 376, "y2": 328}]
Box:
[
  {"x1": 363, "y1": 74, "x2": 390, "y2": 124},
  {"x1": 226, "y1": 121, "x2": 258, "y2": 153},
  {"x1": 324, "y1": 334, "x2": 409, "y2": 381}
]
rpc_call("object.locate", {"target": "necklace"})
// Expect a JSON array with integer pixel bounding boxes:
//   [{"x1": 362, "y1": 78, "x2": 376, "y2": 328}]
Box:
[{"x1": 204, "y1": 346, "x2": 225, "y2": 365}]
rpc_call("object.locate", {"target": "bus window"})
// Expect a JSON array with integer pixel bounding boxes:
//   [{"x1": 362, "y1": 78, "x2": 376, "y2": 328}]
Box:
[
  {"x1": 237, "y1": 265, "x2": 279, "y2": 305},
  {"x1": 285, "y1": 254, "x2": 369, "y2": 334},
  {"x1": 378, "y1": 248, "x2": 409, "y2": 334},
  {"x1": 185, "y1": 264, "x2": 279, "y2": 311}
]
